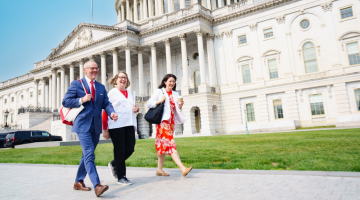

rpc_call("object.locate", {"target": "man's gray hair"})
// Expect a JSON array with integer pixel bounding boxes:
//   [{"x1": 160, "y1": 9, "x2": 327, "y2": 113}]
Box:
[{"x1": 84, "y1": 60, "x2": 98, "y2": 68}]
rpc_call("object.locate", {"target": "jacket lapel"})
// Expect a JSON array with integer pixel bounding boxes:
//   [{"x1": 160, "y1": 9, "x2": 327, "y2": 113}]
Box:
[{"x1": 81, "y1": 77, "x2": 91, "y2": 95}]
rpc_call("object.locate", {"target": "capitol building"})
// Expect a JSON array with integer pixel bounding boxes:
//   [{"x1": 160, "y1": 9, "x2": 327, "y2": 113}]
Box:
[{"x1": 1, "y1": 0, "x2": 359, "y2": 140}]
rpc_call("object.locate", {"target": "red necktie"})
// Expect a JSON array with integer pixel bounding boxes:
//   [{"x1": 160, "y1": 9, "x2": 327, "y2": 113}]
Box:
[{"x1": 90, "y1": 80, "x2": 95, "y2": 102}]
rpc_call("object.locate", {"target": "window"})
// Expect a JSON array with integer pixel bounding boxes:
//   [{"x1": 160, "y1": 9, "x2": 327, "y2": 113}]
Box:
[
  {"x1": 163, "y1": 0, "x2": 168, "y2": 13},
  {"x1": 241, "y1": 64, "x2": 251, "y2": 84},
  {"x1": 246, "y1": 103, "x2": 255, "y2": 122},
  {"x1": 238, "y1": 35, "x2": 247, "y2": 45},
  {"x1": 264, "y1": 28, "x2": 273, "y2": 39},
  {"x1": 302, "y1": 42, "x2": 318, "y2": 73},
  {"x1": 193, "y1": 52, "x2": 199, "y2": 60},
  {"x1": 137, "y1": 3, "x2": 141, "y2": 20},
  {"x1": 309, "y1": 94, "x2": 325, "y2": 116},
  {"x1": 341, "y1": 7, "x2": 353, "y2": 19},
  {"x1": 355, "y1": 89, "x2": 360, "y2": 111},
  {"x1": 174, "y1": 0, "x2": 180, "y2": 11},
  {"x1": 38, "y1": 90, "x2": 41, "y2": 96},
  {"x1": 273, "y1": 99, "x2": 284, "y2": 119},
  {"x1": 268, "y1": 59, "x2": 279, "y2": 79},
  {"x1": 21, "y1": 95, "x2": 23, "y2": 100},
  {"x1": 300, "y1": 19, "x2": 310, "y2": 29},
  {"x1": 42, "y1": 132, "x2": 50, "y2": 136},
  {"x1": 193, "y1": 70, "x2": 201, "y2": 88},
  {"x1": 185, "y1": 0, "x2": 191, "y2": 8},
  {"x1": 4, "y1": 99, "x2": 7, "y2": 104},
  {"x1": 346, "y1": 42, "x2": 360, "y2": 66},
  {"x1": 11, "y1": 97, "x2": 14, "y2": 102},
  {"x1": 30, "y1": 92, "x2": 33, "y2": 98},
  {"x1": 11, "y1": 113, "x2": 13, "y2": 123}
]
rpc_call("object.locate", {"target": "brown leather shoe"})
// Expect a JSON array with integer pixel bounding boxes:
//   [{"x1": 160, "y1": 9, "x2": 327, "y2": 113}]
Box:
[
  {"x1": 182, "y1": 167, "x2": 192, "y2": 177},
  {"x1": 94, "y1": 184, "x2": 109, "y2": 197},
  {"x1": 156, "y1": 170, "x2": 170, "y2": 176},
  {"x1": 73, "y1": 181, "x2": 91, "y2": 191}
]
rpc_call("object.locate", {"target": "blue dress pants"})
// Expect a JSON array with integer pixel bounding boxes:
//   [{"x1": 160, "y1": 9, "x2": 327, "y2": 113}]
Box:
[{"x1": 75, "y1": 119, "x2": 100, "y2": 188}]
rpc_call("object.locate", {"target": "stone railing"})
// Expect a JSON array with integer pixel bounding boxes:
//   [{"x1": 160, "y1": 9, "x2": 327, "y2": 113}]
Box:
[
  {"x1": 135, "y1": 96, "x2": 151, "y2": 102},
  {"x1": 0, "y1": 73, "x2": 34, "y2": 89},
  {"x1": 189, "y1": 87, "x2": 199, "y2": 94},
  {"x1": 311, "y1": 116, "x2": 326, "y2": 124},
  {"x1": 1, "y1": 124, "x2": 22, "y2": 130},
  {"x1": 18, "y1": 107, "x2": 52, "y2": 114},
  {"x1": 53, "y1": 114, "x2": 61, "y2": 121},
  {"x1": 34, "y1": 60, "x2": 51, "y2": 69}
]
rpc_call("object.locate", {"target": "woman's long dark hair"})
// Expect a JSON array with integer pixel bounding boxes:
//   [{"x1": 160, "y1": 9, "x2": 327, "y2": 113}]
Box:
[{"x1": 158, "y1": 74, "x2": 177, "y2": 91}]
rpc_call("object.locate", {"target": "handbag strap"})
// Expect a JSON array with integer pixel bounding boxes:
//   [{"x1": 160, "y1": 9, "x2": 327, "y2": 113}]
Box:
[{"x1": 78, "y1": 79, "x2": 88, "y2": 94}]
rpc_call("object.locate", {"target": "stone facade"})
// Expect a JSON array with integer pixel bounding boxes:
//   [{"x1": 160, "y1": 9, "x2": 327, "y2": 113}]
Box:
[{"x1": 1, "y1": 0, "x2": 360, "y2": 139}]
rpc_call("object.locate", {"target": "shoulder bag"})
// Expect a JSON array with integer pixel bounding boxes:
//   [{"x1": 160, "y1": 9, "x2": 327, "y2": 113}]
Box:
[{"x1": 144, "y1": 89, "x2": 165, "y2": 124}]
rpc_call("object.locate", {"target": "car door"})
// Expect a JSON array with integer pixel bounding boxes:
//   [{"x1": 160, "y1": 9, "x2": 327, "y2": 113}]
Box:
[
  {"x1": 41, "y1": 132, "x2": 50, "y2": 141},
  {"x1": 31, "y1": 131, "x2": 42, "y2": 142}
]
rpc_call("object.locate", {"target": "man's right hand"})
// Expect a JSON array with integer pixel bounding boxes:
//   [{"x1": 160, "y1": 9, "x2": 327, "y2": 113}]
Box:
[
  {"x1": 103, "y1": 129, "x2": 110, "y2": 139},
  {"x1": 81, "y1": 94, "x2": 92, "y2": 103}
]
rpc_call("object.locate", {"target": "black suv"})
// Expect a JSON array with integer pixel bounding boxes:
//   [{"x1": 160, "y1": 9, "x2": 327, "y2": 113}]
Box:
[
  {"x1": 4, "y1": 131, "x2": 62, "y2": 148},
  {"x1": 0, "y1": 133, "x2": 9, "y2": 148}
]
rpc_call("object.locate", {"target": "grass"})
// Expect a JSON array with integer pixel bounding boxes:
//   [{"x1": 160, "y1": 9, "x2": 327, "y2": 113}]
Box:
[
  {"x1": 0, "y1": 128, "x2": 360, "y2": 171},
  {"x1": 296, "y1": 125, "x2": 336, "y2": 130}
]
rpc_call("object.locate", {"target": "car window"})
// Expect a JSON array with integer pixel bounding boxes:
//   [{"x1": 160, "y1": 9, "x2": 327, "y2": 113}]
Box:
[
  {"x1": 42, "y1": 132, "x2": 50, "y2": 136},
  {"x1": 6, "y1": 133, "x2": 14, "y2": 139},
  {"x1": 32, "y1": 132, "x2": 41, "y2": 136}
]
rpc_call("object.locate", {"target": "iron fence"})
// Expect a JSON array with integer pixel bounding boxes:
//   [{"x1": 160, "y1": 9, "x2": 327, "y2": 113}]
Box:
[{"x1": 188, "y1": 87, "x2": 198, "y2": 94}]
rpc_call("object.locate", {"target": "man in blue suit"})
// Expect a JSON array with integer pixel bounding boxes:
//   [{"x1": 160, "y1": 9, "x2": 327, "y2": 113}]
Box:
[{"x1": 62, "y1": 60, "x2": 118, "y2": 197}]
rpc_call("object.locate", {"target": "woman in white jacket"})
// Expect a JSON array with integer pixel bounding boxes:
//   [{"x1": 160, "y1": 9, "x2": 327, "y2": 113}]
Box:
[
  {"x1": 147, "y1": 74, "x2": 192, "y2": 177},
  {"x1": 102, "y1": 71, "x2": 139, "y2": 185}
]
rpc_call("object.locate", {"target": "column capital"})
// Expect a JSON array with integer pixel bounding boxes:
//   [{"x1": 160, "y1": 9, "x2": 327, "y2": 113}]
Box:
[
  {"x1": 78, "y1": 58, "x2": 85, "y2": 64},
  {"x1": 68, "y1": 62, "x2": 75, "y2": 68},
  {"x1": 249, "y1": 22, "x2": 258, "y2": 31},
  {"x1": 275, "y1": 15, "x2": 285, "y2": 24},
  {"x1": 136, "y1": 47, "x2": 145, "y2": 54},
  {"x1": 320, "y1": 1, "x2": 332, "y2": 12},
  {"x1": 206, "y1": 33, "x2": 215, "y2": 41},
  {"x1": 178, "y1": 33, "x2": 187, "y2": 41},
  {"x1": 149, "y1": 43, "x2": 157, "y2": 50},
  {"x1": 99, "y1": 51, "x2": 107, "y2": 58},
  {"x1": 88, "y1": 55, "x2": 96, "y2": 61},
  {"x1": 42, "y1": 77, "x2": 48, "y2": 81},
  {"x1": 111, "y1": 47, "x2": 119, "y2": 53},
  {"x1": 48, "y1": 74, "x2": 52, "y2": 79},
  {"x1": 163, "y1": 38, "x2": 172, "y2": 46},
  {"x1": 51, "y1": 67, "x2": 58, "y2": 73},
  {"x1": 194, "y1": 29, "x2": 204, "y2": 37},
  {"x1": 215, "y1": 33, "x2": 223, "y2": 40},
  {"x1": 123, "y1": 43, "x2": 132, "y2": 51},
  {"x1": 224, "y1": 30, "x2": 232, "y2": 38},
  {"x1": 34, "y1": 79, "x2": 40, "y2": 84},
  {"x1": 60, "y1": 65, "x2": 66, "y2": 71}
]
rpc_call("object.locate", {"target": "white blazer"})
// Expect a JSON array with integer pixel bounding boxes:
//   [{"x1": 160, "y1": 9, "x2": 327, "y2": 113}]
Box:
[
  {"x1": 147, "y1": 88, "x2": 187, "y2": 124},
  {"x1": 107, "y1": 88, "x2": 137, "y2": 131}
]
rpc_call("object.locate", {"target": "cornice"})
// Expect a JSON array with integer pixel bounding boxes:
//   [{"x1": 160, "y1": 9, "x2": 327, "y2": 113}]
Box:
[
  {"x1": 30, "y1": 65, "x2": 51, "y2": 73},
  {"x1": 0, "y1": 77, "x2": 34, "y2": 91}
]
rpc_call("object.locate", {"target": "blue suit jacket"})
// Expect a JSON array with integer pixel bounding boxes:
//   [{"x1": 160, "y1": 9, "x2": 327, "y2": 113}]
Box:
[{"x1": 62, "y1": 77, "x2": 115, "y2": 134}]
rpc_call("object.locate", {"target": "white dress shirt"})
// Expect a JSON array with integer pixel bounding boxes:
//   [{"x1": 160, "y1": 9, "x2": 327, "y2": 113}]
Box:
[{"x1": 79, "y1": 76, "x2": 96, "y2": 105}]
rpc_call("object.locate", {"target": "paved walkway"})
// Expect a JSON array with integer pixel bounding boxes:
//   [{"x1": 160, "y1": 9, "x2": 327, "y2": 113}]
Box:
[{"x1": 0, "y1": 164, "x2": 359, "y2": 200}]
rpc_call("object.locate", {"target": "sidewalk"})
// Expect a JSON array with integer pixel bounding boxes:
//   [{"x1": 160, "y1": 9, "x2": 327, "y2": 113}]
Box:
[{"x1": 0, "y1": 163, "x2": 359, "y2": 200}]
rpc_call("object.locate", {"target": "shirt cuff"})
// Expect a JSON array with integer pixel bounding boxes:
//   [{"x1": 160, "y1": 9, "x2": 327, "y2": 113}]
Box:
[{"x1": 78, "y1": 98, "x2": 83, "y2": 106}]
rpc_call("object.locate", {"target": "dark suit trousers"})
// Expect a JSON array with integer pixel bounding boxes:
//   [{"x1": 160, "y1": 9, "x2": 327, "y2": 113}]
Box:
[
  {"x1": 75, "y1": 119, "x2": 100, "y2": 188},
  {"x1": 109, "y1": 126, "x2": 136, "y2": 179}
]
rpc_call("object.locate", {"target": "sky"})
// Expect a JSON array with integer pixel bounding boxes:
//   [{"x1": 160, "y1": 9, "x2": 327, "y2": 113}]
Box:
[{"x1": 0, "y1": 0, "x2": 118, "y2": 82}]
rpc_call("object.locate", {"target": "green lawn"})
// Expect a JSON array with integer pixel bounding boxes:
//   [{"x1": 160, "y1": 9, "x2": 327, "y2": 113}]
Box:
[{"x1": 0, "y1": 128, "x2": 360, "y2": 171}]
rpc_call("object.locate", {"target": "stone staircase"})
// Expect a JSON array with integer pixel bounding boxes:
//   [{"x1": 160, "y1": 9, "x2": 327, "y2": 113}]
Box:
[{"x1": 28, "y1": 117, "x2": 53, "y2": 133}]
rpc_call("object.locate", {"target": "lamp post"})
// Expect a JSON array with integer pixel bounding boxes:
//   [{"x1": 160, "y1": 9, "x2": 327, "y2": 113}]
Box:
[
  {"x1": 244, "y1": 109, "x2": 249, "y2": 134},
  {"x1": 4, "y1": 109, "x2": 9, "y2": 128}
]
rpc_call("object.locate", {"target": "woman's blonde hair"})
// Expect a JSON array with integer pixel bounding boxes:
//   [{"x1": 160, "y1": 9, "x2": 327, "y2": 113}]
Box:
[{"x1": 110, "y1": 71, "x2": 130, "y2": 88}]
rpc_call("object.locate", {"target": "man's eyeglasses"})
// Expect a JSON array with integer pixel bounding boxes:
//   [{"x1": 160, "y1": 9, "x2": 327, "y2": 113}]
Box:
[{"x1": 85, "y1": 67, "x2": 99, "y2": 71}]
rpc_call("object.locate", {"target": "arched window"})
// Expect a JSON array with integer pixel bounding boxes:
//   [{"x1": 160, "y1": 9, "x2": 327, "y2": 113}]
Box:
[
  {"x1": 137, "y1": 3, "x2": 141, "y2": 20},
  {"x1": 302, "y1": 42, "x2": 318, "y2": 73},
  {"x1": 174, "y1": 0, "x2": 180, "y2": 11},
  {"x1": 193, "y1": 70, "x2": 201, "y2": 88}
]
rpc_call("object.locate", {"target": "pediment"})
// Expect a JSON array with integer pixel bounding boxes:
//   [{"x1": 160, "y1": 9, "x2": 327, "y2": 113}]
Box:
[
  {"x1": 47, "y1": 23, "x2": 123, "y2": 59},
  {"x1": 339, "y1": 31, "x2": 360, "y2": 41}
]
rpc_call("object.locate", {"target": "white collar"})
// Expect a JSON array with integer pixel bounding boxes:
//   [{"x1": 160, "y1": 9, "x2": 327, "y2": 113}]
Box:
[{"x1": 85, "y1": 76, "x2": 95, "y2": 83}]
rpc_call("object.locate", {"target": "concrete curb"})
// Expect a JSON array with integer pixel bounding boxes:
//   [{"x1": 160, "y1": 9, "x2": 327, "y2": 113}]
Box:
[{"x1": 1, "y1": 163, "x2": 359, "y2": 178}]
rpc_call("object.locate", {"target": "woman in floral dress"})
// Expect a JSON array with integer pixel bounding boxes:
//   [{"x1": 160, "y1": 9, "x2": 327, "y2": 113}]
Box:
[{"x1": 147, "y1": 74, "x2": 192, "y2": 177}]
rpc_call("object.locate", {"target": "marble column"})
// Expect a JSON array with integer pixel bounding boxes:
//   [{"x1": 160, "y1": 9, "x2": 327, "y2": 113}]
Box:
[
  {"x1": 137, "y1": 47, "x2": 145, "y2": 96},
  {"x1": 48, "y1": 75, "x2": 52, "y2": 111},
  {"x1": 65, "y1": 74, "x2": 69, "y2": 92},
  {"x1": 139, "y1": 0, "x2": 143, "y2": 20},
  {"x1": 180, "y1": 0, "x2": 185, "y2": 8},
  {"x1": 206, "y1": 34, "x2": 218, "y2": 89},
  {"x1": 134, "y1": 0, "x2": 138, "y2": 22},
  {"x1": 88, "y1": 55, "x2": 96, "y2": 61},
  {"x1": 45, "y1": 80, "x2": 49, "y2": 109},
  {"x1": 79, "y1": 59, "x2": 84, "y2": 79},
  {"x1": 69, "y1": 63, "x2": 75, "y2": 83},
  {"x1": 179, "y1": 34, "x2": 190, "y2": 95},
  {"x1": 121, "y1": 3, "x2": 125, "y2": 21},
  {"x1": 143, "y1": 0, "x2": 148, "y2": 19},
  {"x1": 60, "y1": 66, "x2": 65, "y2": 103},
  {"x1": 227, "y1": 0, "x2": 230, "y2": 6},
  {"x1": 34, "y1": 79, "x2": 39, "y2": 108},
  {"x1": 57, "y1": 72, "x2": 61, "y2": 108},
  {"x1": 195, "y1": 30, "x2": 207, "y2": 85},
  {"x1": 41, "y1": 77, "x2": 46, "y2": 108},
  {"x1": 112, "y1": 48, "x2": 119, "y2": 77},
  {"x1": 150, "y1": 43, "x2": 158, "y2": 92},
  {"x1": 154, "y1": 0, "x2": 159, "y2": 16},
  {"x1": 26, "y1": 88, "x2": 30, "y2": 108},
  {"x1": 148, "y1": 0, "x2": 153, "y2": 17},
  {"x1": 126, "y1": 0, "x2": 130, "y2": 20},
  {"x1": 51, "y1": 69, "x2": 57, "y2": 111},
  {"x1": 163, "y1": 38, "x2": 172, "y2": 74},
  {"x1": 223, "y1": 30, "x2": 238, "y2": 90},
  {"x1": 125, "y1": 45, "x2": 132, "y2": 92},
  {"x1": 207, "y1": 0, "x2": 211, "y2": 9},
  {"x1": 14, "y1": 91, "x2": 19, "y2": 123},
  {"x1": 117, "y1": 9, "x2": 122, "y2": 23},
  {"x1": 249, "y1": 23, "x2": 265, "y2": 86},
  {"x1": 217, "y1": 0, "x2": 222, "y2": 8},
  {"x1": 100, "y1": 51, "x2": 107, "y2": 90}
]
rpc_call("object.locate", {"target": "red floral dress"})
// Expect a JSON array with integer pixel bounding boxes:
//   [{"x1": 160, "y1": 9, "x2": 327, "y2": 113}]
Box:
[{"x1": 155, "y1": 90, "x2": 177, "y2": 155}]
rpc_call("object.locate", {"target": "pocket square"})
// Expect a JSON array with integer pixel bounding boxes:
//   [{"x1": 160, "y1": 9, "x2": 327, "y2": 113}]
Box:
[{"x1": 100, "y1": 94, "x2": 103, "y2": 95}]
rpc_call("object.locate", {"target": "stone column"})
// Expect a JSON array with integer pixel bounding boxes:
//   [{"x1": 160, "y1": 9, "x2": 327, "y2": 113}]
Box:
[
  {"x1": 167, "y1": 0, "x2": 173, "y2": 13},
  {"x1": 134, "y1": 0, "x2": 138, "y2": 22},
  {"x1": 148, "y1": 0, "x2": 153, "y2": 17},
  {"x1": 41, "y1": 77, "x2": 46, "y2": 108},
  {"x1": 143, "y1": 0, "x2": 148, "y2": 19},
  {"x1": 285, "y1": 90, "x2": 300, "y2": 123},
  {"x1": 60, "y1": 66, "x2": 66, "y2": 102},
  {"x1": 14, "y1": 91, "x2": 19, "y2": 124},
  {"x1": 206, "y1": 0, "x2": 211, "y2": 9},
  {"x1": 137, "y1": 47, "x2": 145, "y2": 96},
  {"x1": 69, "y1": 63, "x2": 75, "y2": 83},
  {"x1": 334, "y1": 83, "x2": 351, "y2": 116},
  {"x1": 150, "y1": 43, "x2": 158, "y2": 92},
  {"x1": 125, "y1": 45, "x2": 132, "y2": 92},
  {"x1": 34, "y1": 79, "x2": 39, "y2": 108},
  {"x1": 180, "y1": 0, "x2": 185, "y2": 8},
  {"x1": 215, "y1": 33, "x2": 228, "y2": 90},
  {"x1": 117, "y1": 9, "x2": 122, "y2": 22},
  {"x1": 126, "y1": 0, "x2": 130, "y2": 20},
  {"x1": 45, "y1": 80, "x2": 49, "y2": 109},
  {"x1": 79, "y1": 59, "x2": 84, "y2": 79},
  {"x1": 179, "y1": 33, "x2": 190, "y2": 95},
  {"x1": 217, "y1": 0, "x2": 222, "y2": 8},
  {"x1": 121, "y1": 3, "x2": 125, "y2": 21},
  {"x1": 100, "y1": 51, "x2": 107, "y2": 90},
  {"x1": 48, "y1": 75, "x2": 52, "y2": 111},
  {"x1": 26, "y1": 88, "x2": 30, "y2": 108},
  {"x1": 223, "y1": 30, "x2": 238, "y2": 90},
  {"x1": 65, "y1": 74, "x2": 69, "y2": 91},
  {"x1": 163, "y1": 38, "x2": 172, "y2": 74},
  {"x1": 257, "y1": 94, "x2": 269, "y2": 123},
  {"x1": 139, "y1": 0, "x2": 143, "y2": 20},
  {"x1": 195, "y1": 30, "x2": 210, "y2": 93},
  {"x1": 56, "y1": 72, "x2": 61, "y2": 108},
  {"x1": 154, "y1": 0, "x2": 159, "y2": 16},
  {"x1": 51, "y1": 69, "x2": 57, "y2": 111},
  {"x1": 88, "y1": 55, "x2": 96, "y2": 61},
  {"x1": 112, "y1": 48, "x2": 119, "y2": 78},
  {"x1": 206, "y1": 34, "x2": 218, "y2": 90},
  {"x1": 249, "y1": 23, "x2": 265, "y2": 86}
]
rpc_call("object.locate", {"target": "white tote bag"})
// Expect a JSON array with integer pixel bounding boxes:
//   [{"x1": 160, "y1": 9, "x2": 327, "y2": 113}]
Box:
[{"x1": 59, "y1": 80, "x2": 88, "y2": 126}]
